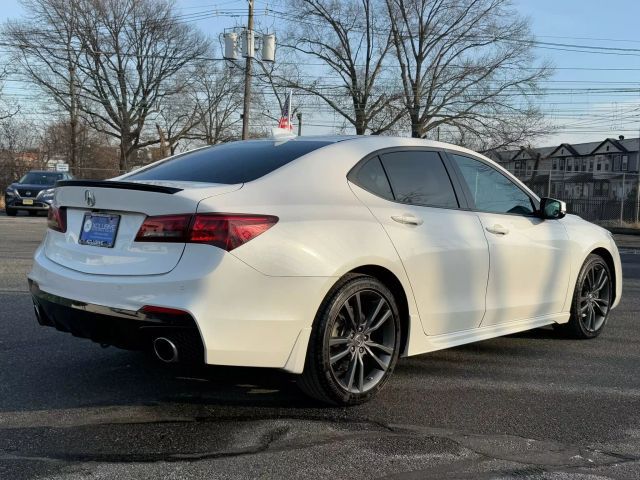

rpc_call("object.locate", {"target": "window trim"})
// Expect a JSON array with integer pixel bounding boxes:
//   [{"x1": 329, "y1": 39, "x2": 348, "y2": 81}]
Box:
[
  {"x1": 443, "y1": 150, "x2": 541, "y2": 218},
  {"x1": 347, "y1": 146, "x2": 467, "y2": 210}
]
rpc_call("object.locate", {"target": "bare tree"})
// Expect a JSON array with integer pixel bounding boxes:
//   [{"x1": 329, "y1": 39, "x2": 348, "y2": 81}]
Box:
[
  {"x1": 5, "y1": 0, "x2": 82, "y2": 169},
  {"x1": 190, "y1": 62, "x2": 243, "y2": 145},
  {"x1": 283, "y1": 0, "x2": 403, "y2": 134},
  {"x1": 385, "y1": 0, "x2": 552, "y2": 144},
  {"x1": 73, "y1": 0, "x2": 210, "y2": 171}
]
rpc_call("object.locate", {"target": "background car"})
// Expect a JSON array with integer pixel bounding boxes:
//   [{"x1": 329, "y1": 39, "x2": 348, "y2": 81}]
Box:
[
  {"x1": 4, "y1": 170, "x2": 73, "y2": 216},
  {"x1": 28, "y1": 137, "x2": 622, "y2": 405}
]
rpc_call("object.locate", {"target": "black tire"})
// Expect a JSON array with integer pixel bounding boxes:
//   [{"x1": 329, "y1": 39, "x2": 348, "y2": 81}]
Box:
[
  {"x1": 5, "y1": 208, "x2": 17, "y2": 216},
  {"x1": 297, "y1": 274, "x2": 401, "y2": 405},
  {"x1": 559, "y1": 254, "x2": 613, "y2": 339}
]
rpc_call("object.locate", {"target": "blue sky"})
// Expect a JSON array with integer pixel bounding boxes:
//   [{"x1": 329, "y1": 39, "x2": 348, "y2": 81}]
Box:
[{"x1": 1, "y1": 0, "x2": 639, "y2": 146}]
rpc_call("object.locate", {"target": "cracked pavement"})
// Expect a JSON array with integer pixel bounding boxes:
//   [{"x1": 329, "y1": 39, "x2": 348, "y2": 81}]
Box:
[{"x1": 1, "y1": 214, "x2": 639, "y2": 479}]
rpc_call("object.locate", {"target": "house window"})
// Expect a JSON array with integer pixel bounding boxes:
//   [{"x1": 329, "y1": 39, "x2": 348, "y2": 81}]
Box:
[
  {"x1": 559, "y1": 159, "x2": 565, "y2": 171},
  {"x1": 552, "y1": 159, "x2": 557, "y2": 170},
  {"x1": 567, "y1": 159, "x2": 573, "y2": 172},
  {"x1": 603, "y1": 182, "x2": 609, "y2": 196},
  {"x1": 622, "y1": 155, "x2": 628, "y2": 171},
  {"x1": 589, "y1": 159, "x2": 594, "y2": 171},
  {"x1": 581, "y1": 159, "x2": 587, "y2": 172},
  {"x1": 605, "y1": 162, "x2": 609, "y2": 171},
  {"x1": 597, "y1": 161, "x2": 601, "y2": 171},
  {"x1": 613, "y1": 155, "x2": 621, "y2": 171}
]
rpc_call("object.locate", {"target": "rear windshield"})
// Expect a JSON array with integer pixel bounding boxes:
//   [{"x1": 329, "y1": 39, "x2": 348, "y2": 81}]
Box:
[
  {"x1": 19, "y1": 172, "x2": 64, "y2": 185},
  {"x1": 125, "y1": 140, "x2": 336, "y2": 184}
]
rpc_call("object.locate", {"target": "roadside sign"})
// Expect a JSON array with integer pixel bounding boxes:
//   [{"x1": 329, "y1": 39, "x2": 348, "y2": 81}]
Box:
[{"x1": 55, "y1": 163, "x2": 69, "y2": 172}]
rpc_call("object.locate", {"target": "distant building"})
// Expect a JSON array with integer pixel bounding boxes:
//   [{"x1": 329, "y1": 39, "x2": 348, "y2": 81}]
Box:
[{"x1": 488, "y1": 137, "x2": 640, "y2": 200}]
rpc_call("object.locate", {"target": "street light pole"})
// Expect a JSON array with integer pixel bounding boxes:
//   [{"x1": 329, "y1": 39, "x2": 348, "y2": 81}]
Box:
[{"x1": 241, "y1": 0, "x2": 254, "y2": 140}]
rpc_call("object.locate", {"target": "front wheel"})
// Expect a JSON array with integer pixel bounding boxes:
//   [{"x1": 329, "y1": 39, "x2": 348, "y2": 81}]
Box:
[
  {"x1": 297, "y1": 274, "x2": 401, "y2": 405},
  {"x1": 560, "y1": 254, "x2": 613, "y2": 339}
]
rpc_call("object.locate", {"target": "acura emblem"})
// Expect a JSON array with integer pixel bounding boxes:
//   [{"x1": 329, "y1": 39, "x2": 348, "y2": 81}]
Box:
[{"x1": 84, "y1": 189, "x2": 96, "y2": 207}]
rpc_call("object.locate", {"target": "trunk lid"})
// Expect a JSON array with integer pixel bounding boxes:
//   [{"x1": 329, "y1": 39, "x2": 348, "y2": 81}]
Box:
[{"x1": 44, "y1": 180, "x2": 241, "y2": 275}]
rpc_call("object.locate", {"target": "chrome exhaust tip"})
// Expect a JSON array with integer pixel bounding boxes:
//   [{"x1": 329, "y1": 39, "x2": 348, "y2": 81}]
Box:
[{"x1": 153, "y1": 337, "x2": 179, "y2": 363}]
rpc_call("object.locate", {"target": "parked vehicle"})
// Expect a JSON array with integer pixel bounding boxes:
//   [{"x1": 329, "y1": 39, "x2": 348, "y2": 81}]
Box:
[
  {"x1": 4, "y1": 170, "x2": 73, "y2": 216},
  {"x1": 28, "y1": 137, "x2": 622, "y2": 405}
]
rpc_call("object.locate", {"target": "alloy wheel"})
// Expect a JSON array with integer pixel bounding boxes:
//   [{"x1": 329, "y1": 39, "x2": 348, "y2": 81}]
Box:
[
  {"x1": 579, "y1": 262, "x2": 611, "y2": 333},
  {"x1": 326, "y1": 289, "x2": 397, "y2": 394}
]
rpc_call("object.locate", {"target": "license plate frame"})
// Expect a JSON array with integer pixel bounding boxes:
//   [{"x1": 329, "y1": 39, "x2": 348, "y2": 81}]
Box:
[{"x1": 78, "y1": 213, "x2": 121, "y2": 248}]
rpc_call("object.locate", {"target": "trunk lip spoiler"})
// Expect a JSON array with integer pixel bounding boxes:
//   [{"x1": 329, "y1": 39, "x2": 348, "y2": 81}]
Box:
[{"x1": 55, "y1": 180, "x2": 182, "y2": 194}]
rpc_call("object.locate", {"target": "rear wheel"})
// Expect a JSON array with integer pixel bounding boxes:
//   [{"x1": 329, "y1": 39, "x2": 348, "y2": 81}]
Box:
[
  {"x1": 559, "y1": 254, "x2": 612, "y2": 339},
  {"x1": 298, "y1": 274, "x2": 401, "y2": 405},
  {"x1": 5, "y1": 208, "x2": 17, "y2": 216}
]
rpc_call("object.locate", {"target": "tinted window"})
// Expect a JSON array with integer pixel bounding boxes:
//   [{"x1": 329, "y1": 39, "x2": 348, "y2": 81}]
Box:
[
  {"x1": 350, "y1": 156, "x2": 393, "y2": 200},
  {"x1": 452, "y1": 154, "x2": 534, "y2": 215},
  {"x1": 19, "y1": 172, "x2": 63, "y2": 185},
  {"x1": 126, "y1": 140, "x2": 336, "y2": 184},
  {"x1": 380, "y1": 151, "x2": 458, "y2": 208}
]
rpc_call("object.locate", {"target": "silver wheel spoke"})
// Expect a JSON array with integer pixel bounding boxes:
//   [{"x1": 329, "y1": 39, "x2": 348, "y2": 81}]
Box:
[
  {"x1": 344, "y1": 300, "x2": 357, "y2": 330},
  {"x1": 365, "y1": 341, "x2": 394, "y2": 355},
  {"x1": 364, "y1": 345, "x2": 389, "y2": 372},
  {"x1": 346, "y1": 356, "x2": 357, "y2": 390},
  {"x1": 367, "y1": 310, "x2": 391, "y2": 333},
  {"x1": 579, "y1": 300, "x2": 589, "y2": 313},
  {"x1": 365, "y1": 298, "x2": 385, "y2": 331},
  {"x1": 592, "y1": 299, "x2": 608, "y2": 315},
  {"x1": 357, "y1": 354, "x2": 364, "y2": 393},
  {"x1": 595, "y1": 271, "x2": 608, "y2": 292},
  {"x1": 355, "y1": 292, "x2": 364, "y2": 326},
  {"x1": 330, "y1": 347, "x2": 351, "y2": 364},
  {"x1": 329, "y1": 337, "x2": 350, "y2": 346},
  {"x1": 587, "y1": 305, "x2": 595, "y2": 330}
]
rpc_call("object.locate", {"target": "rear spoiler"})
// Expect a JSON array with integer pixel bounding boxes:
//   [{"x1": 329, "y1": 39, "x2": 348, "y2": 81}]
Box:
[{"x1": 55, "y1": 180, "x2": 182, "y2": 194}]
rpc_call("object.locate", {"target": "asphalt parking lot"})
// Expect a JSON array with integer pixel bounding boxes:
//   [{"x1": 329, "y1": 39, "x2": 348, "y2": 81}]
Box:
[{"x1": 1, "y1": 213, "x2": 639, "y2": 480}]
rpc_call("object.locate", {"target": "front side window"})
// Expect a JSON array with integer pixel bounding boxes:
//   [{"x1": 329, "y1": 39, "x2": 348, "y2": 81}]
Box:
[
  {"x1": 452, "y1": 154, "x2": 535, "y2": 216},
  {"x1": 379, "y1": 151, "x2": 458, "y2": 208}
]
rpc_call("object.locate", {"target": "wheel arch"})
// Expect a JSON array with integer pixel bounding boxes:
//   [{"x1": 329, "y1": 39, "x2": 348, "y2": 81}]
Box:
[
  {"x1": 589, "y1": 247, "x2": 617, "y2": 304},
  {"x1": 347, "y1": 264, "x2": 411, "y2": 356}
]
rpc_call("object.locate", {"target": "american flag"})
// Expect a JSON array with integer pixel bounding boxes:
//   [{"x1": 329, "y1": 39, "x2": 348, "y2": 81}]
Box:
[{"x1": 277, "y1": 91, "x2": 293, "y2": 131}]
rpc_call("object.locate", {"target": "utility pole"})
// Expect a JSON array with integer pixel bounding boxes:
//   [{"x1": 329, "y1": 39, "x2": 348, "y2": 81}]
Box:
[
  {"x1": 297, "y1": 112, "x2": 303, "y2": 136},
  {"x1": 241, "y1": 0, "x2": 254, "y2": 140}
]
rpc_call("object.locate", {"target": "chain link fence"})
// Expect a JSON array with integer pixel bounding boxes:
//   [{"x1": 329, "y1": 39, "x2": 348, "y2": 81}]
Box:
[{"x1": 507, "y1": 169, "x2": 640, "y2": 230}]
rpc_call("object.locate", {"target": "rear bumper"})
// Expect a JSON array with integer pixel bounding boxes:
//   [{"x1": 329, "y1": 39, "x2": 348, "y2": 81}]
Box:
[
  {"x1": 30, "y1": 280, "x2": 204, "y2": 362},
  {"x1": 28, "y1": 241, "x2": 334, "y2": 373}
]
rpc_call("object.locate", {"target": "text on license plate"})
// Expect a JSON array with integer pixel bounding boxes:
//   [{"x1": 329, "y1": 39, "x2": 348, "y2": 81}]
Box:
[{"x1": 78, "y1": 213, "x2": 120, "y2": 248}]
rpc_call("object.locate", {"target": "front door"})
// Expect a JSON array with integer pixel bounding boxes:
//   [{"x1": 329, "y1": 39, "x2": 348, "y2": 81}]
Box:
[{"x1": 449, "y1": 153, "x2": 572, "y2": 325}]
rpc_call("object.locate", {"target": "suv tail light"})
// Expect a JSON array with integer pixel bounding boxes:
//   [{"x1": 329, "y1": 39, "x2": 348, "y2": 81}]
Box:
[
  {"x1": 135, "y1": 213, "x2": 278, "y2": 251},
  {"x1": 47, "y1": 206, "x2": 67, "y2": 233}
]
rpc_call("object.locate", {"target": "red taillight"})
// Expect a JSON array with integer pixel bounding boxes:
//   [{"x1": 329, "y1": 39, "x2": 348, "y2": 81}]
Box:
[
  {"x1": 134, "y1": 214, "x2": 191, "y2": 242},
  {"x1": 47, "y1": 206, "x2": 67, "y2": 233},
  {"x1": 135, "y1": 213, "x2": 278, "y2": 251}
]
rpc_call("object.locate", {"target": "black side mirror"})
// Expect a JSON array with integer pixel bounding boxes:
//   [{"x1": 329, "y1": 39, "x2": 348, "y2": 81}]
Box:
[{"x1": 539, "y1": 197, "x2": 566, "y2": 220}]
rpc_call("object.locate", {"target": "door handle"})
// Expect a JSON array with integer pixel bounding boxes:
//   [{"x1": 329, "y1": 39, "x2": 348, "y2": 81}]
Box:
[
  {"x1": 485, "y1": 224, "x2": 509, "y2": 235},
  {"x1": 391, "y1": 214, "x2": 423, "y2": 226}
]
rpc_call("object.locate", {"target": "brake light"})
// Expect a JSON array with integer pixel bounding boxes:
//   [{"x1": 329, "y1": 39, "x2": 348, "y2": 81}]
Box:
[
  {"x1": 135, "y1": 213, "x2": 278, "y2": 251},
  {"x1": 47, "y1": 206, "x2": 67, "y2": 233},
  {"x1": 134, "y1": 214, "x2": 191, "y2": 242},
  {"x1": 139, "y1": 305, "x2": 190, "y2": 317}
]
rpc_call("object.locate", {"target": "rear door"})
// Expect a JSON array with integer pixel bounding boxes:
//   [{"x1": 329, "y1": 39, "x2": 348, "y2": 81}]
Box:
[
  {"x1": 349, "y1": 149, "x2": 489, "y2": 336},
  {"x1": 447, "y1": 153, "x2": 571, "y2": 325},
  {"x1": 45, "y1": 181, "x2": 241, "y2": 276}
]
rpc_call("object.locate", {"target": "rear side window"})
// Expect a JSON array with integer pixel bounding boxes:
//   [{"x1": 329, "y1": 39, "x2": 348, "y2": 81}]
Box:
[
  {"x1": 125, "y1": 140, "x2": 336, "y2": 184},
  {"x1": 380, "y1": 151, "x2": 458, "y2": 208},
  {"x1": 349, "y1": 156, "x2": 393, "y2": 200}
]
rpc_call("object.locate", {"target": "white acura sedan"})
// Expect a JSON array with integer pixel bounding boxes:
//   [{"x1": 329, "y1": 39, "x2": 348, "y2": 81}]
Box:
[{"x1": 29, "y1": 136, "x2": 622, "y2": 405}]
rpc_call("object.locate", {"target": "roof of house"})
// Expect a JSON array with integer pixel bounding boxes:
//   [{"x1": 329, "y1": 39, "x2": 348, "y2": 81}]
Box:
[{"x1": 493, "y1": 137, "x2": 640, "y2": 162}]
